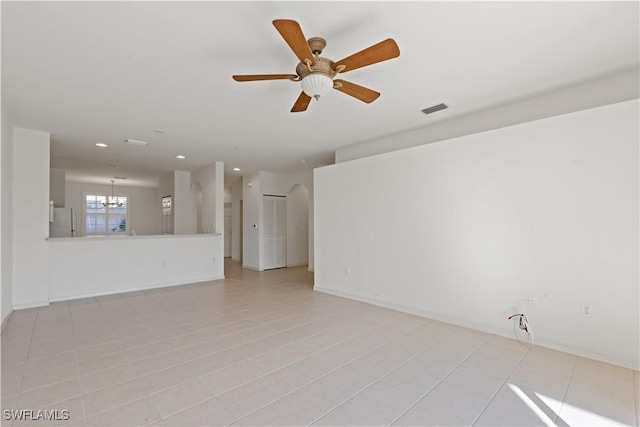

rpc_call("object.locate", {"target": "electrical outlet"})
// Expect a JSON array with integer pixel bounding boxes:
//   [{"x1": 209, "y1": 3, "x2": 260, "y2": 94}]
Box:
[
  {"x1": 162, "y1": 261, "x2": 166, "y2": 268},
  {"x1": 212, "y1": 257, "x2": 216, "y2": 263},
  {"x1": 344, "y1": 267, "x2": 349, "y2": 276},
  {"x1": 582, "y1": 304, "x2": 592, "y2": 317}
]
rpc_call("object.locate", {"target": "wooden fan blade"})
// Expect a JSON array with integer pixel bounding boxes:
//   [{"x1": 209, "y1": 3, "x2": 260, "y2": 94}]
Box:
[
  {"x1": 232, "y1": 74, "x2": 298, "y2": 82},
  {"x1": 273, "y1": 19, "x2": 316, "y2": 66},
  {"x1": 291, "y1": 92, "x2": 312, "y2": 113},
  {"x1": 333, "y1": 39, "x2": 400, "y2": 73},
  {"x1": 333, "y1": 80, "x2": 380, "y2": 103}
]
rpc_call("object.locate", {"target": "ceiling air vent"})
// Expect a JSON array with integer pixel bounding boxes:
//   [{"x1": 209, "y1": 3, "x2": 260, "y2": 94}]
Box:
[
  {"x1": 124, "y1": 138, "x2": 150, "y2": 147},
  {"x1": 421, "y1": 103, "x2": 448, "y2": 115}
]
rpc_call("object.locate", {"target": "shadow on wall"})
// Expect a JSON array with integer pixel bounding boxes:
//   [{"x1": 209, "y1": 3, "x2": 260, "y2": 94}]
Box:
[
  {"x1": 287, "y1": 184, "x2": 309, "y2": 267},
  {"x1": 192, "y1": 181, "x2": 203, "y2": 234}
]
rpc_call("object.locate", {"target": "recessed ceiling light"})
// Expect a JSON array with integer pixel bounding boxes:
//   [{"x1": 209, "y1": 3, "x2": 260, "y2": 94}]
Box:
[
  {"x1": 153, "y1": 129, "x2": 165, "y2": 134},
  {"x1": 233, "y1": 167, "x2": 241, "y2": 171},
  {"x1": 300, "y1": 159, "x2": 306, "y2": 163},
  {"x1": 95, "y1": 143, "x2": 108, "y2": 148},
  {"x1": 176, "y1": 155, "x2": 186, "y2": 159}
]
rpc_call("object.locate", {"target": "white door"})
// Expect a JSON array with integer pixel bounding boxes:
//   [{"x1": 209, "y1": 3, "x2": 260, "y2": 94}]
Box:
[{"x1": 263, "y1": 195, "x2": 286, "y2": 269}]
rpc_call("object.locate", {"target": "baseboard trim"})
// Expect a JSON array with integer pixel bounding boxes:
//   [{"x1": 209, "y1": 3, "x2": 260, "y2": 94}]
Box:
[
  {"x1": 49, "y1": 275, "x2": 225, "y2": 303},
  {"x1": 314, "y1": 286, "x2": 639, "y2": 371},
  {"x1": 12, "y1": 301, "x2": 50, "y2": 310},
  {"x1": 0, "y1": 311, "x2": 12, "y2": 334},
  {"x1": 286, "y1": 262, "x2": 308, "y2": 268}
]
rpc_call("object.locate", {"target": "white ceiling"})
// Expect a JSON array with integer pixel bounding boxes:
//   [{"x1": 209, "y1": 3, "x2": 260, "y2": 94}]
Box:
[{"x1": 2, "y1": 1, "x2": 638, "y2": 187}]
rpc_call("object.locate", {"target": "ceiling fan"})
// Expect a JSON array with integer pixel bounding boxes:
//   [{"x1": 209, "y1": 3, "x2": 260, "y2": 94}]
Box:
[{"x1": 232, "y1": 19, "x2": 400, "y2": 113}]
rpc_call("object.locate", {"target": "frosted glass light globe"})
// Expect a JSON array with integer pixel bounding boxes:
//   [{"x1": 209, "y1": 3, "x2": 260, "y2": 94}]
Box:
[{"x1": 301, "y1": 73, "x2": 333, "y2": 100}]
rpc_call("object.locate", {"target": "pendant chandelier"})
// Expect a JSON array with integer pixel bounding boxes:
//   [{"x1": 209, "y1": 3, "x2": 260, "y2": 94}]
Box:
[{"x1": 102, "y1": 180, "x2": 123, "y2": 208}]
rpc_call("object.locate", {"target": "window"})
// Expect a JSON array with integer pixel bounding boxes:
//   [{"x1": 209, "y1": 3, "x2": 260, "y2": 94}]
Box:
[{"x1": 84, "y1": 194, "x2": 128, "y2": 235}]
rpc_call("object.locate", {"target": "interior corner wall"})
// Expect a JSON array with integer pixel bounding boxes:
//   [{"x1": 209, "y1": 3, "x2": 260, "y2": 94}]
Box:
[
  {"x1": 286, "y1": 170, "x2": 314, "y2": 272},
  {"x1": 12, "y1": 127, "x2": 51, "y2": 309},
  {"x1": 231, "y1": 178, "x2": 243, "y2": 261},
  {"x1": 315, "y1": 99, "x2": 639, "y2": 369},
  {"x1": 287, "y1": 185, "x2": 309, "y2": 267},
  {"x1": 192, "y1": 164, "x2": 216, "y2": 234},
  {"x1": 214, "y1": 162, "x2": 224, "y2": 238},
  {"x1": 174, "y1": 171, "x2": 193, "y2": 234},
  {"x1": 49, "y1": 168, "x2": 66, "y2": 207},
  {"x1": 1, "y1": 104, "x2": 15, "y2": 324}
]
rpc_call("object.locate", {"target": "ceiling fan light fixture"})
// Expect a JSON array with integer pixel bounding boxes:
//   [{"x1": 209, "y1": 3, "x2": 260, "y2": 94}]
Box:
[{"x1": 301, "y1": 73, "x2": 333, "y2": 100}]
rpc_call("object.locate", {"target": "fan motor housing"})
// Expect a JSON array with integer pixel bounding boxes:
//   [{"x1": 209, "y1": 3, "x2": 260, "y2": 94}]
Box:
[{"x1": 296, "y1": 57, "x2": 336, "y2": 80}]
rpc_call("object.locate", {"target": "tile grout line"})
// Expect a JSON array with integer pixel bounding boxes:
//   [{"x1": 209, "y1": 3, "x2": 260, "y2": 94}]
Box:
[
  {"x1": 211, "y1": 317, "x2": 417, "y2": 424},
  {"x1": 383, "y1": 332, "x2": 503, "y2": 427},
  {"x1": 554, "y1": 355, "x2": 580, "y2": 425},
  {"x1": 9, "y1": 309, "x2": 38, "y2": 427},
  {"x1": 62, "y1": 285, "x2": 332, "y2": 397},
  {"x1": 141, "y1": 280, "x2": 335, "y2": 423},
  {"x1": 68, "y1": 303, "x2": 89, "y2": 427},
  {"x1": 82, "y1": 280, "x2": 353, "y2": 423},
  {"x1": 213, "y1": 311, "x2": 399, "y2": 387},
  {"x1": 307, "y1": 327, "x2": 461, "y2": 427},
  {"x1": 125, "y1": 302, "x2": 374, "y2": 376},
  {"x1": 93, "y1": 294, "x2": 165, "y2": 426},
  {"x1": 231, "y1": 319, "x2": 430, "y2": 424},
  {"x1": 467, "y1": 342, "x2": 532, "y2": 427},
  {"x1": 15, "y1": 304, "x2": 82, "y2": 426},
  {"x1": 112, "y1": 297, "x2": 352, "y2": 370}
]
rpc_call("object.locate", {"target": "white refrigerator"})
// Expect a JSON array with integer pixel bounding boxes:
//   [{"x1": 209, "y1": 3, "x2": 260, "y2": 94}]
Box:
[{"x1": 49, "y1": 207, "x2": 77, "y2": 237}]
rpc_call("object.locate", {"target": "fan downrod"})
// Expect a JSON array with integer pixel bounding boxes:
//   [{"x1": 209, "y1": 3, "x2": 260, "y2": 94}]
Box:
[{"x1": 307, "y1": 37, "x2": 327, "y2": 55}]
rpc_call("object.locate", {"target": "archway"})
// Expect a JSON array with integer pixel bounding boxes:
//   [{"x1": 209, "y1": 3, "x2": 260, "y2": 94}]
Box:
[{"x1": 286, "y1": 184, "x2": 309, "y2": 267}]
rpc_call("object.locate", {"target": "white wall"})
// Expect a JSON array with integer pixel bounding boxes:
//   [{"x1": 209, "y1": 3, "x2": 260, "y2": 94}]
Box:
[
  {"x1": 231, "y1": 178, "x2": 243, "y2": 261},
  {"x1": 12, "y1": 127, "x2": 50, "y2": 309},
  {"x1": 1, "y1": 104, "x2": 14, "y2": 325},
  {"x1": 192, "y1": 164, "x2": 216, "y2": 233},
  {"x1": 65, "y1": 182, "x2": 161, "y2": 236},
  {"x1": 336, "y1": 67, "x2": 640, "y2": 163},
  {"x1": 289, "y1": 170, "x2": 314, "y2": 272},
  {"x1": 49, "y1": 168, "x2": 66, "y2": 207},
  {"x1": 242, "y1": 173, "x2": 260, "y2": 270},
  {"x1": 48, "y1": 234, "x2": 223, "y2": 301},
  {"x1": 174, "y1": 171, "x2": 193, "y2": 234},
  {"x1": 224, "y1": 186, "x2": 232, "y2": 204},
  {"x1": 287, "y1": 184, "x2": 309, "y2": 267},
  {"x1": 315, "y1": 100, "x2": 639, "y2": 369},
  {"x1": 214, "y1": 162, "x2": 224, "y2": 255}
]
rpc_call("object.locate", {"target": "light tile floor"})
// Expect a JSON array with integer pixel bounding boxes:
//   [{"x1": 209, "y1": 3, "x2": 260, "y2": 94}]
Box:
[{"x1": 1, "y1": 260, "x2": 638, "y2": 426}]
